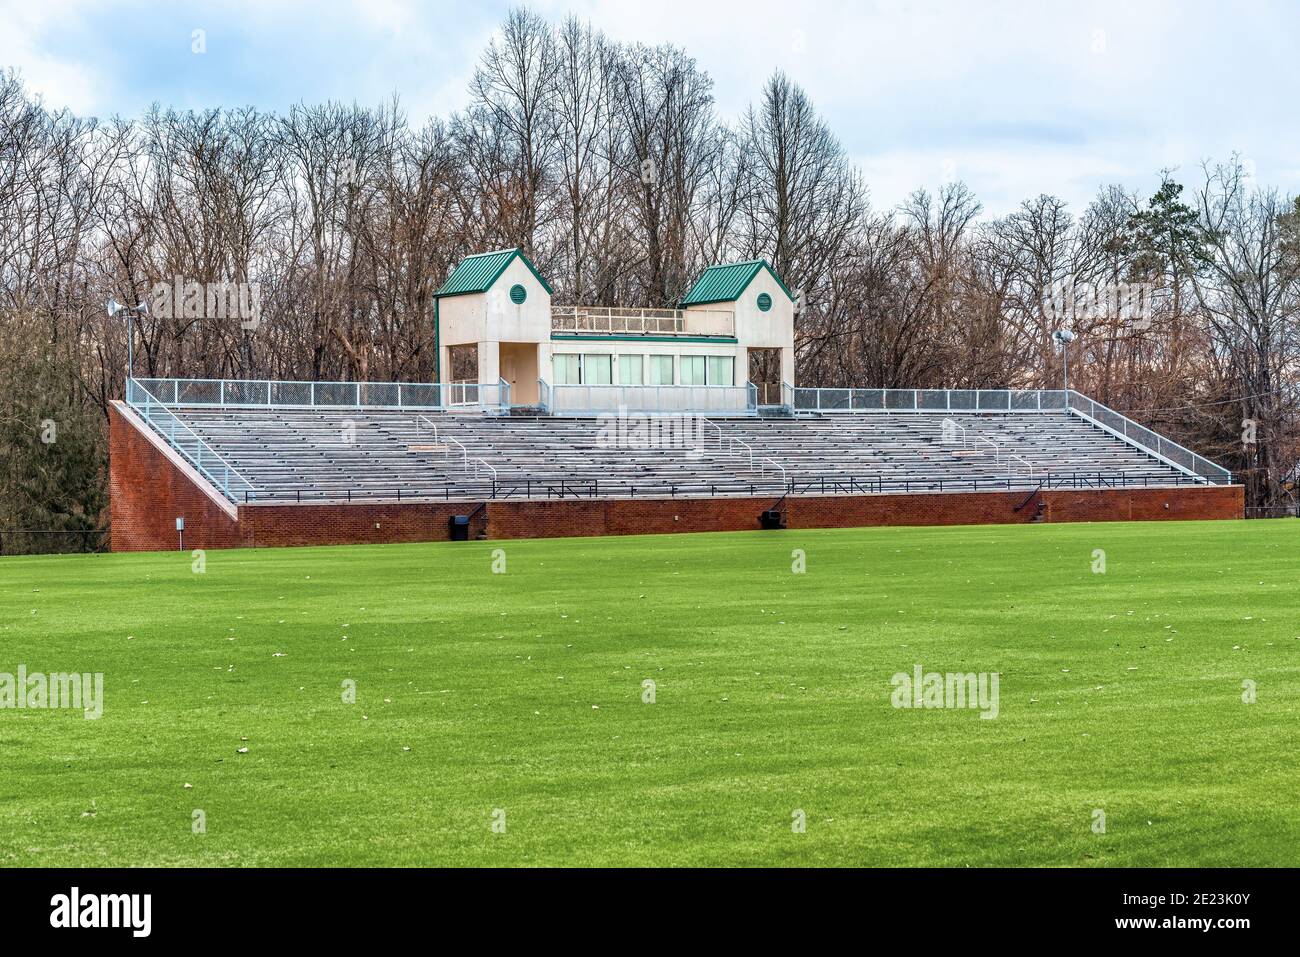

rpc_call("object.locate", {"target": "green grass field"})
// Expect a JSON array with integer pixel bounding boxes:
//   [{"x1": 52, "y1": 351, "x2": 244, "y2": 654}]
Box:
[{"x1": 1, "y1": 519, "x2": 1296, "y2": 867}]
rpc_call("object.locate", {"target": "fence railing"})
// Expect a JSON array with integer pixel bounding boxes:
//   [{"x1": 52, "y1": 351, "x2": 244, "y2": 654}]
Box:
[
  {"x1": 792, "y1": 387, "x2": 1070, "y2": 413},
  {"x1": 126, "y1": 379, "x2": 258, "y2": 501},
  {"x1": 128, "y1": 376, "x2": 510, "y2": 412},
  {"x1": 751, "y1": 381, "x2": 785, "y2": 406},
  {"x1": 551, "y1": 304, "x2": 734, "y2": 337},
  {"x1": 1065, "y1": 390, "x2": 1233, "y2": 484},
  {"x1": 787, "y1": 384, "x2": 1232, "y2": 484},
  {"x1": 550, "y1": 383, "x2": 754, "y2": 415},
  {"x1": 233, "y1": 469, "x2": 1214, "y2": 505}
]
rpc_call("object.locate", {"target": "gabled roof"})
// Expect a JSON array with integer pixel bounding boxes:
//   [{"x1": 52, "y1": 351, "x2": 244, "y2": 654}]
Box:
[
  {"x1": 435, "y1": 248, "x2": 553, "y2": 298},
  {"x1": 680, "y1": 259, "x2": 794, "y2": 307}
]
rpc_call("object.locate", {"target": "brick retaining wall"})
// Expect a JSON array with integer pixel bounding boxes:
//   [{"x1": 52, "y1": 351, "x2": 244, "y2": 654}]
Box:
[{"x1": 109, "y1": 401, "x2": 1244, "y2": 552}]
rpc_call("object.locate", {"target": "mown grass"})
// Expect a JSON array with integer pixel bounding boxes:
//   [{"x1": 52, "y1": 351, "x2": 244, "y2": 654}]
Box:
[{"x1": 0, "y1": 519, "x2": 1296, "y2": 866}]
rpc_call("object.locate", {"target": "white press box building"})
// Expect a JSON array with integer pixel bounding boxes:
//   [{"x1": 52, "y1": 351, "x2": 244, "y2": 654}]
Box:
[{"x1": 433, "y1": 248, "x2": 796, "y2": 414}]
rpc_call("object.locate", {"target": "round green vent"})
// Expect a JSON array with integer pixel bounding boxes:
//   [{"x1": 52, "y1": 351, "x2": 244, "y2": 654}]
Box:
[
  {"x1": 756, "y1": 292, "x2": 772, "y2": 312},
  {"x1": 509, "y1": 283, "x2": 527, "y2": 305}
]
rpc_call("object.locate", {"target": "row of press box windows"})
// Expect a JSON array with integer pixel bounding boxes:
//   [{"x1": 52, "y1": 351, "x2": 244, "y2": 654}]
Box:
[{"x1": 552, "y1": 353, "x2": 735, "y2": 387}]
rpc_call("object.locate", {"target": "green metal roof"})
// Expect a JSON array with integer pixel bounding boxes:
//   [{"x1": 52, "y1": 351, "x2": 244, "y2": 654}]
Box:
[
  {"x1": 679, "y1": 259, "x2": 794, "y2": 307},
  {"x1": 435, "y1": 248, "x2": 553, "y2": 298}
]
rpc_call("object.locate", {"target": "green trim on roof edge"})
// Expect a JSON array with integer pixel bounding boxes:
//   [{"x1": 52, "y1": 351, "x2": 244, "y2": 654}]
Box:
[
  {"x1": 435, "y1": 248, "x2": 554, "y2": 298},
  {"x1": 679, "y1": 259, "x2": 795, "y2": 307}
]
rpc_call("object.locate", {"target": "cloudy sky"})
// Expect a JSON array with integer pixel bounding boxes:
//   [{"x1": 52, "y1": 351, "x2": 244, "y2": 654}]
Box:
[{"x1": 3, "y1": 0, "x2": 1296, "y2": 215}]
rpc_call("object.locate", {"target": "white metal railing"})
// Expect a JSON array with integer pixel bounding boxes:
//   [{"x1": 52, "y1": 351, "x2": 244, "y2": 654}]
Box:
[
  {"x1": 133, "y1": 376, "x2": 447, "y2": 410},
  {"x1": 415, "y1": 414, "x2": 496, "y2": 480},
  {"x1": 551, "y1": 304, "x2": 735, "y2": 338},
  {"x1": 550, "y1": 383, "x2": 753, "y2": 415},
  {"x1": 750, "y1": 380, "x2": 785, "y2": 407},
  {"x1": 125, "y1": 378, "x2": 257, "y2": 501},
  {"x1": 1007, "y1": 453, "x2": 1037, "y2": 478},
  {"x1": 444, "y1": 379, "x2": 509, "y2": 410},
  {"x1": 788, "y1": 384, "x2": 1230, "y2": 484},
  {"x1": 792, "y1": 387, "x2": 1070, "y2": 413},
  {"x1": 975, "y1": 435, "x2": 1001, "y2": 462},
  {"x1": 941, "y1": 418, "x2": 970, "y2": 450},
  {"x1": 703, "y1": 417, "x2": 787, "y2": 483},
  {"x1": 130, "y1": 376, "x2": 513, "y2": 413},
  {"x1": 1066, "y1": 390, "x2": 1232, "y2": 484}
]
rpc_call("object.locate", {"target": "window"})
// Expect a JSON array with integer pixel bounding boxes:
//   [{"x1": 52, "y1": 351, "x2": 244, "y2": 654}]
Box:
[
  {"x1": 584, "y1": 354, "x2": 612, "y2": 385},
  {"x1": 448, "y1": 344, "x2": 478, "y2": 382},
  {"x1": 707, "y1": 356, "x2": 735, "y2": 386},
  {"x1": 553, "y1": 353, "x2": 581, "y2": 385},
  {"x1": 679, "y1": 355, "x2": 706, "y2": 386},
  {"x1": 509, "y1": 283, "x2": 527, "y2": 304},
  {"x1": 618, "y1": 354, "x2": 644, "y2": 385},
  {"x1": 649, "y1": 355, "x2": 674, "y2": 385}
]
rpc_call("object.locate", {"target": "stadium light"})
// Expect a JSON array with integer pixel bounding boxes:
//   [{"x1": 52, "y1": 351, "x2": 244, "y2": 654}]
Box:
[
  {"x1": 108, "y1": 299, "x2": 149, "y2": 380},
  {"x1": 1052, "y1": 328, "x2": 1076, "y2": 396}
]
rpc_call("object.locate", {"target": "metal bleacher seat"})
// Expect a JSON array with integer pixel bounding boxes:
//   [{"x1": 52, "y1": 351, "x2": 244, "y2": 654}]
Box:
[{"x1": 164, "y1": 405, "x2": 1197, "y2": 504}]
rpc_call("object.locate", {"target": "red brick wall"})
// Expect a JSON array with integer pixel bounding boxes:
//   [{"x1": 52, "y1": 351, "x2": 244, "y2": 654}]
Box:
[
  {"x1": 109, "y1": 402, "x2": 1243, "y2": 551},
  {"x1": 483, "y1": 485, "x2": 1243, "y2": 540},
  {"x1": 1040, "y1": 485, "x2": 1243, "y2": 522},
  {"x1": 109, "y1": 403, "x2": 243, "y2": 552},
  {"x1": 241, "y1": 502, "x2": 480, "y2": 548}
]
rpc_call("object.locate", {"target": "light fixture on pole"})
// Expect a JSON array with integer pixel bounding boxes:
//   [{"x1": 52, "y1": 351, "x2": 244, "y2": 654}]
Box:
[
  {"x1": 1052, "y1": 328, "x2": 1076, "y2": 402},
  {"x1": 107, "y1": 298, "x2": 149, "y2": 383}
]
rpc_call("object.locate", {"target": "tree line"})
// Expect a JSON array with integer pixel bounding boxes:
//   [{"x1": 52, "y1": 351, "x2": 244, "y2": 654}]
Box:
[{"x1": 1, "y1": 6, "x2": 1297, "y2": 548}]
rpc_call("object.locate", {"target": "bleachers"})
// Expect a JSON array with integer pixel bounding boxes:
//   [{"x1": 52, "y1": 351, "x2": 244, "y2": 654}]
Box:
[{"x1": 152, "y1": 406, "x2": 1199, "y2": 504}]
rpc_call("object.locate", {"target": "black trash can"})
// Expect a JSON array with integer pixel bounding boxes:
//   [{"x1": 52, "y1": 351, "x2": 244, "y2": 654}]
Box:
[
  {"x1": 449, "y1": 515, "x2": 471, "y2": 541},
  {"x1": 759, "y1": 509, "x2": 786, "y2": 530}
]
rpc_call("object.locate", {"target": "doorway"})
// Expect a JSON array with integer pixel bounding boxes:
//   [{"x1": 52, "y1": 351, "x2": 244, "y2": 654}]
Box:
[
  {"x1": 747, "y1": 348, "x2": 783, "y2": 406},
  {"x1": 499, "y1": 342, "x2": 540, "y2": 406}
]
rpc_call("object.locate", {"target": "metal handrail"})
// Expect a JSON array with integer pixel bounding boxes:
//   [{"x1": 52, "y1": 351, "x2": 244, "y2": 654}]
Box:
[
  {"x1": 445, "y1": 436, "x2": 471, "y2": 470},
  {"x1": 1065, "y1": 390, "x2": 1232, "y2": 484},
  {"x1": 761, "y1": 457, "x2": 787, "y2": 486},
  {"x1": 415, "y1": 414, "x2": 439, "y2": 444},
  {"x1": 941, "y1": 418, "x2": 970, "y2": 451},
  {"x1": 1007, "y1": 453, "x2": 1036, "y2": 478},
  {"x1": 551, "y1": 304, "x2": 734, "y2": 337},
  {"x1": 125, "y1": 378, "x2": 257, "y2": 501},
  {"x1": 430, "y1": 430, "x2": 496, "y2": 481},
  {"x1": 702, "y1": 416, "x2": 787, "y2": 483}
]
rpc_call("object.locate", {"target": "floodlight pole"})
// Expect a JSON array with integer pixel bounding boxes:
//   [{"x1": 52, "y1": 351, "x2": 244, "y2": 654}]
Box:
[
  {"x1": 109, "y1": 299, "x2": 148, "y2": 388},
  {"x1": 1053, "y1": 329, "x2": 1074, "y2": 410}
]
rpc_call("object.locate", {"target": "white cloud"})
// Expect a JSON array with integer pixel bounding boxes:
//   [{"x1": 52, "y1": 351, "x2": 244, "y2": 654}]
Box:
[
  {"x1": 1, "y1": 0, "x2": 1295, "y2": 213},
  {"x1": 0, "y1": 0, "x2": 105, "y2": 114}
]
